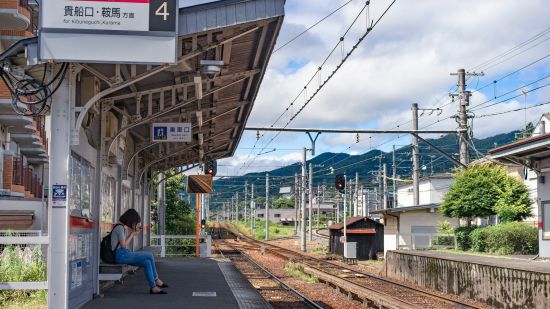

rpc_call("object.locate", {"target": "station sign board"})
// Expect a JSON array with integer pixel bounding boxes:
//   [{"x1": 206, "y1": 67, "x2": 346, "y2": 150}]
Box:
[
  {"x1": 151, "y1": 123, "x2": 192, "y2": 142},
  {"x1": 40, "y1": 0, "x2": 178, "y2": 64},
  {"x1": 187, "y1": 175, "x2": 213, "y2": 194}
]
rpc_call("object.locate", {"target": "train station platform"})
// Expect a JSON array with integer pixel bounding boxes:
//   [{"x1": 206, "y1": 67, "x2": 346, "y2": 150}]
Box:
[
  {"x1": 385, "y1": 250, "x2": 550, "y2": 308},
  {"x1": 83, "y1": 258, "x2": 270, "y2": 309}
]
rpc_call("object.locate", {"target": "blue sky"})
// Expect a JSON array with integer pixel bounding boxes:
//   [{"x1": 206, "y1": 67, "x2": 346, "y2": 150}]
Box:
[{"x1": 183, "y1": 0, "x2": 550, "y2": 176}]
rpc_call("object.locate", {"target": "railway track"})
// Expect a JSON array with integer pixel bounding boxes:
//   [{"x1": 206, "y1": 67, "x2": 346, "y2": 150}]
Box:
[
  {"x1": 217, "y1": 224, "x2": 485, "y2": 309},
  {"x1": 313, "y1": 228, "x2": 329, "y2": 239},
  {"x1": 212, "y1": 227, "x2": 324, "y2": 309}
]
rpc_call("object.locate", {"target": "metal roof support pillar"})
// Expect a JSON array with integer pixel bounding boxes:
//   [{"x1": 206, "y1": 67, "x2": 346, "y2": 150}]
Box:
[{"x1": 48, "y1": 65, "x2": 75, "y2": 309}]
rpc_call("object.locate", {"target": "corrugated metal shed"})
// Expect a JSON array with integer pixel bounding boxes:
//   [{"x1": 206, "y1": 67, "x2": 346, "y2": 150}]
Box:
[{"x1": 180, "y1": 0, "x2": 285, "y2": 35}]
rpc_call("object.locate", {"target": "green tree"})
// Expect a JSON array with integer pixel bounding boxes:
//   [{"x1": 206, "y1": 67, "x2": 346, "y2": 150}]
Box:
[
  {"x1": 441, "y1": 164, "x2": 532, "y2": 224},
  {"x1": 494, "y1": 176, "x2": 532, "y2": 222},
  {"x1": 272, "y1": 196, "x2": 295, "y2": 209},
  {"x1": 152, "y1": 173, "x2": 195, "y2": 235}
]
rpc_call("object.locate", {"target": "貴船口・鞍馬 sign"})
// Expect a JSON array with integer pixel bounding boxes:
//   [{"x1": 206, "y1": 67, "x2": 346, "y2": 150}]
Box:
[{"x1": 40, "y1": 0, "x2": 178, "y2": 64}]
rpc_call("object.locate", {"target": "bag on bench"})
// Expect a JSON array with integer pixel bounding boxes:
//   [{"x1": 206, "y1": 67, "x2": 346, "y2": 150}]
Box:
[{"x1": 101, "y1": 224, "x2": 122, "y2": 264}]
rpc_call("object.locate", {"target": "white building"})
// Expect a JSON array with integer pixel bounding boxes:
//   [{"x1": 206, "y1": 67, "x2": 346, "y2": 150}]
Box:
[
  {"x1": 490, "y1": 114, "x2": 550, "y2": 257},
  {"x1": 372, "y1": 174, "x2": 459, "y2": 253}
]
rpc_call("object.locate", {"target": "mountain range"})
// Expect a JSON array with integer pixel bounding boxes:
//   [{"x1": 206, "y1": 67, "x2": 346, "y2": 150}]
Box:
[{"x1": 212, "y1": 131, "x2": 519, "y2": 203}]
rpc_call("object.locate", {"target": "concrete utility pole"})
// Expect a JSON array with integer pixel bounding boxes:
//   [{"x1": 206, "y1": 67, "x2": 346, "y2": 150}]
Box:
[
  {"x1": 301, "y1": 147, "x2": 307, "y2": 252},
  {"x1": 317, "y1": 185, "x2": 321, "y2": 228},
  {"x1": 294, "y1": 173, "x2": 299, "y2": 235},
  {"x1": 360, "y1": 185, "x2": 364, "y2": 216},
  {"x1": 412, "y1": 103, "x2": 420, "y2": 206},
  {"x1": 383, "y1": 163, "x2": 388, "y2": 209},
  {"x1": 235, "y1": 192, "x2": 239, "y2": 222},
  {"x1": 265, "y1": 173, "x2": 269, "y2": 240},
  {"x1": 377, "y1": 156, "x2": 383, "y2": 209},
  {"x1": 244, "y1": 182, "x2": 248, "y2": 225},
  {"x1": 354, "y1": 171, "x2": 359, "y2": 216},
  {"x1": 392, "y1": 145, "x2": 397, "y2": 208},
  {"x1": 223, "y1": 203, "x2": 226, "y2": 221},
  {"x1": 250, "y1": 184, "x2": 255, "y2": 231},
  {"x1": 308, "y1": 163, "x2": 313, "y2": 241},
  {"x1": 456, "y1": 68, "x2": 470, "y2": 166}
]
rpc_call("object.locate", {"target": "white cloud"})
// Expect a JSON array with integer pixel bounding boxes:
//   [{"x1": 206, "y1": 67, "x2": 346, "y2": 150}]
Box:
[{"x1": 232, "y1": 0, "x2": 550, "y2": 171}]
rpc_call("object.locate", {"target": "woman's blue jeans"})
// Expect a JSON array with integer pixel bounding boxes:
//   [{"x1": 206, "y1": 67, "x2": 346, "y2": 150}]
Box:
[{"x1": 115, "y1": 248, "x2": 158, "y2": 288}]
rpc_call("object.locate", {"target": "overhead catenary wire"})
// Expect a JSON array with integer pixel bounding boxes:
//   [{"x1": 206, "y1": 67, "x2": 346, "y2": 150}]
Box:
[{"x1": 242, "y1": 1, "x2": 397, "y2": 174}]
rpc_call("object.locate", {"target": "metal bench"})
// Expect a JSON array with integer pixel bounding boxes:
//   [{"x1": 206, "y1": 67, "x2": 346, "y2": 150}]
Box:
[{"x1": 99, "y1": 264, "x2": 138, "y2": 283}]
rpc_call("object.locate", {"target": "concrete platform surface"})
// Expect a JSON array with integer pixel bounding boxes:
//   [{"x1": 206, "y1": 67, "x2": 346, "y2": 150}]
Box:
[
  {"x1": 83, "y1": 257, "x2": 270, "y2": 309},
  {"x1": 399, "y1": 250, "x2": 550, "y2": 273}
]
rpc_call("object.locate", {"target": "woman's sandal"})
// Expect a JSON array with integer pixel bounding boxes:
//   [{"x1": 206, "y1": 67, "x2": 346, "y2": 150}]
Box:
[
  {"x1": 156, "y1": 283, "x2": 169, "y2": 288},
  {"x1": 150, "y1": 288, "x2": 168, "y2": 295}
]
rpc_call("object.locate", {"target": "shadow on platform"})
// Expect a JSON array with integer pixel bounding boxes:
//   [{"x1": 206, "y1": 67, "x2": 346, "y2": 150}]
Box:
[{"x1": 83, "y1": 257, "x2": 263, "y2": 309}]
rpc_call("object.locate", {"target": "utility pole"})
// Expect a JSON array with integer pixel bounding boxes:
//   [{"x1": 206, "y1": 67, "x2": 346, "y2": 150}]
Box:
[
  {"x1": 308, "y1": 163, "x2": 313, "y2": 241},
  {"x1": 235, "y1": 192, "x2": 239, "y2": 222},
  {"x1": 354, "y1": 171, "x2": 359, "y2": 216},
  {"x1": 223, "y1": 202, "x2": 226, "y2": 221},
  {"x1": 412, "y1": 103, "x2": 420, "y2": 206},
  {"x1": 392, "y1": 145, "x2": 397, "y2": 208},
  {"x1": 455, "y1": 68, "x2": 471, "y2": 166},
  {"x1": 301, "y1": 147, "x2": 307, "y2": 252},
  {"x1": 378, "y1": 156, "x2": 383, "y2": 209},
  {"x1": 383, "y1": 163, "x2": 388, "y2": 209},
  {"x1": 360, "y1": 184, "x2": 364, "y2": 216},
  {"x1": 317, "y1": 185, "x2": 321, "y2": 228},
  {"x1": 294, "y1": 173, "x2": 299, "y2": 236},
  {"x1": 265, "y1": 173, "x2": 269, "y2": 240},
  {"x1": 244, "y1": 182, "x2": 248, "y2": 225},
  {"x1": 250, "y1": 184, "x2": 255, "y2": 232}
]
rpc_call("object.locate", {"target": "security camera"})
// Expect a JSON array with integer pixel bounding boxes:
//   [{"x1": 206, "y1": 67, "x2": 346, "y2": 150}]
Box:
[{"x1": 200, "y1": 60, "x2": 224, "y2": 79}]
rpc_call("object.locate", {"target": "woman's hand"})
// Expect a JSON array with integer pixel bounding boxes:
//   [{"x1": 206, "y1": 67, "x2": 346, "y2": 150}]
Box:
[{"x1": 135, "y1": 226, "x2": 143, "y2": 233}]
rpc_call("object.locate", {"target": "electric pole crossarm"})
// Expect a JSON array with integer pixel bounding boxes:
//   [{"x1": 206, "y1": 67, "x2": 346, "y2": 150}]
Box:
[
  {"x1": 245, "y1": 127, "x2": 459, "y2": 134},
  {"x1": 411, "y1": 133, "x2": 467, "y2": 168}
]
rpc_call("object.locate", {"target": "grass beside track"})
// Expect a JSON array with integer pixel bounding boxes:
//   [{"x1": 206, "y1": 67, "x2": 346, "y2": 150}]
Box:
[{"x1": 230, "y1": 220, "x2": 295, "y2": 240}]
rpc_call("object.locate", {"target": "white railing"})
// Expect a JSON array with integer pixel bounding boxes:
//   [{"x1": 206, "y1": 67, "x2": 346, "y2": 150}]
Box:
[
  {"x1": 0, "y1": 231, "x2": 49, "y2": 290},
  {"x1": 150, "y1": 235, "x2": 211, "y2": 258}
]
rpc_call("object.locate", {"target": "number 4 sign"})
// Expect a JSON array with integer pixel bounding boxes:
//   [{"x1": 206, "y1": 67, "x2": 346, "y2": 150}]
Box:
[{"x1": 149, "y1": 0, "x2": 177, "y2": 32}]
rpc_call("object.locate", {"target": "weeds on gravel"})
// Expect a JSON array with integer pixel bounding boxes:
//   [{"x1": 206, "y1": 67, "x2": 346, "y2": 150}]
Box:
[
  {"x1": 284, "y1": 262, "x2": 318, "y2": 284},
  {"x1": 0, "y1": 245, "x2": 47, "y2": 308}
]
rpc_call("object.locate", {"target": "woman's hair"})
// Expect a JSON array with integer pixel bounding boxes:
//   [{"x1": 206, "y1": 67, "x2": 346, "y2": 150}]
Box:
[{"x1": 119, "y1": 209, "x2": 141, "y2": 229}]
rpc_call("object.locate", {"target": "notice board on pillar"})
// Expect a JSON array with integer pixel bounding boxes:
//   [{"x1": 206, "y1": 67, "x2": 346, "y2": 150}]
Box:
[
  {"x1": 40, "y1": 0, "x2": 178, "y2": 64},
  {"x1": 187, "y1": 175, "x2": 213, "y2": 194}
]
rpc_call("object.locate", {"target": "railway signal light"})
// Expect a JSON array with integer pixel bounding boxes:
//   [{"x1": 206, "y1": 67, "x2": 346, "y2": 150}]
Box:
[
  {"x1": 201, "y1": 219, "x2": 206, "y2": 230},
  {"x1": 205, "y1": 160, "x2": 217, "y2": 176},
  {"x1": 335, "y1": 174, "x2": 345, "y2": 192}
]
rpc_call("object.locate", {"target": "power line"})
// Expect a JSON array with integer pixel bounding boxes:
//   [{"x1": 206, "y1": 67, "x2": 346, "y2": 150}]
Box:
[{"x1": 273, "y1": 0, "x2": 354, "y2": 54}]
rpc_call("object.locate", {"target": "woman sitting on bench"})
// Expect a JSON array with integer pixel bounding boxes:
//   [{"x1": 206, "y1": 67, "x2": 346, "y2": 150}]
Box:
[{"x1": 112, "y1": 209, "x2": 168, "y2": 294}]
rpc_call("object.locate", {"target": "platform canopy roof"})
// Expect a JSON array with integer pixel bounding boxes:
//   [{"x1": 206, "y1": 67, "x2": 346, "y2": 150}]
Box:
[
  {"x1": 1, "y1": 0, "x2": 285, "y2": 179},
  {"x1": 489, "y1": 133, "x2": 550, "y2": 171}
]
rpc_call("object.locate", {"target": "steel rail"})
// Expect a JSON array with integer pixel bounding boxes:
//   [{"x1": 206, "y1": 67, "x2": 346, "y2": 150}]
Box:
[
  {"x1": 211, "y1": 227, "x2": 324, "y2": 309},
  {"x1": 223, "y1": 225, "x2": 484, "y2": 309}
]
